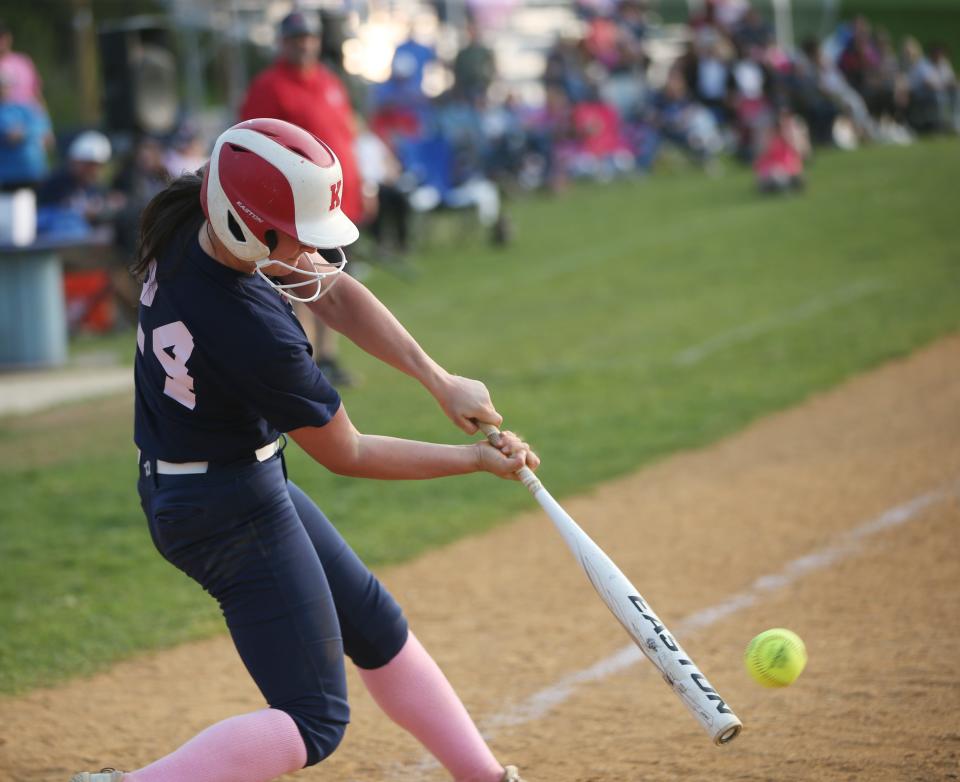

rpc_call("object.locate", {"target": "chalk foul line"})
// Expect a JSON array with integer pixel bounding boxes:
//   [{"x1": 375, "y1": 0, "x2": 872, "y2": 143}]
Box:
[
  {"x1": 497, "y1": 278, "x2": 887, "y2": 383},
  {"x1": 672, "y1": 278, "x2": 888, "y2": 366}
]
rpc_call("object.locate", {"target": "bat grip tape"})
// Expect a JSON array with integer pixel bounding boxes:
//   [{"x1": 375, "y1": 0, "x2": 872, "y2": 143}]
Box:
[{"x1": 474, "y1": 421, "x2": 542, "y2": 493}]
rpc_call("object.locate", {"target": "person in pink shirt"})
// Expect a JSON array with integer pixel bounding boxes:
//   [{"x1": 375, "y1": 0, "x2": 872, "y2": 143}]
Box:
[
  {"x1": 755, "y1": 108, "x2": 807, "y2": 194},
  {"x1": 0, "y1": 20, "x2": 45, "y2": 109}
]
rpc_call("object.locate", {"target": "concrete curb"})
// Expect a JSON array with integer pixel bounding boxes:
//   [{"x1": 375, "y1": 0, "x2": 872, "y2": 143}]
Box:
[{"x1": 0, "y1": 366, "x2": 133, "y2": 417}]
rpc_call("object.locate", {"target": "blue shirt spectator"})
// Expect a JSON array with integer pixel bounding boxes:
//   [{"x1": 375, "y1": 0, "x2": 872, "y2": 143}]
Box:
[
  {"x1": 371, "y1": 40, "x2": 435, "y2": 117},
  {"x1": 0, "y1": 72, "x2": 49, "y2": 189},
  {"x1": 392, "y1": 38, "x2": 435, "y2": 92}
]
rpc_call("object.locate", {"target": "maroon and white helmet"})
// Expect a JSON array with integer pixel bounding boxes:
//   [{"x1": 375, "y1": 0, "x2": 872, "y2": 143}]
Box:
[{"x1": 201, "y1": 118, "x2": 359, "y2": 301}]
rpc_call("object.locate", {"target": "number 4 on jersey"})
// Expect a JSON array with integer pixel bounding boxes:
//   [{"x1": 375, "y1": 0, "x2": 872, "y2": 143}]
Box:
[
  {"x1": 138, "y1": 261, "x2": 197, "y2": 410},
  {"x1": 152, "y1": 321, "x2": 196, "y2": 410}
]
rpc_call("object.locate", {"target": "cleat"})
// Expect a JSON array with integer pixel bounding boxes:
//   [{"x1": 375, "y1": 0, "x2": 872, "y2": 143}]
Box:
[
  {"x1": 69, "y1": 770, "x2": 125, "y2": 782},
  {"x1": 501, "y1": 766, "x2": 526, "y2": 782}
]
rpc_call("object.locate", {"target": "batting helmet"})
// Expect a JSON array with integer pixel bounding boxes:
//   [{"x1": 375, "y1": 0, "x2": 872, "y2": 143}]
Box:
[{"x1": 201, "y1": 117, "x2": 358, "y2": 302}]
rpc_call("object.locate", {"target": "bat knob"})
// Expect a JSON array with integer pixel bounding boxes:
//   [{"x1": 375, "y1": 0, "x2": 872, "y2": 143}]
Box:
[{"x1": 717, "y1": 724, "x2": 742, "y2": 744}]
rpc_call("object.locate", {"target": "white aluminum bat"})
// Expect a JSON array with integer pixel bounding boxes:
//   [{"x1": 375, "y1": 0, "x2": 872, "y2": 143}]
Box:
[{"x1": 478, "y1": 422, "x2": 742, "y2": 745}]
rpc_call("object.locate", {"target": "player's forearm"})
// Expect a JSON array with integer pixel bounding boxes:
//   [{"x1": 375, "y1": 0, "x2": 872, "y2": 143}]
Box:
[
  {"x1": 308, "y1": 275, "x2": 447, "y2": 391},
  {"x1": 341, "y1": 435, "x2": 480, "y2": 480},
  {"x1": 289, "y1": 407, "x2": 531, "y2": 481},
  {"x1": 291, "y1": 420, "x2": 479, "y2": 480}
]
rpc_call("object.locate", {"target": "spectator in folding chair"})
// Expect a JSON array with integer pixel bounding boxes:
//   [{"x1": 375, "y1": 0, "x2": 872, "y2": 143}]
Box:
[
  {"x1": 397, "y1": 132, "x2": 508, "y2": 247},
  {"x1": 478, "y1": 93, "x2": 553, "y2": 192},
  {"x1": 647, "y1": 68, "x2": 725, "y2": 166}
]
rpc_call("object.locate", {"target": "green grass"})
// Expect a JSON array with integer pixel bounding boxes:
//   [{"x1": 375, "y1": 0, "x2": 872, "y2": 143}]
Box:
[{"x1": 1, "y1": 139, "x2": 959, "y2": 695}]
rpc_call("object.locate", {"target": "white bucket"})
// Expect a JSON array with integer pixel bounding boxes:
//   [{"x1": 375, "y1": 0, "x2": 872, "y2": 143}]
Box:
[{"x1": 0, "y1": 188, "x2": 38, "y2": 246}]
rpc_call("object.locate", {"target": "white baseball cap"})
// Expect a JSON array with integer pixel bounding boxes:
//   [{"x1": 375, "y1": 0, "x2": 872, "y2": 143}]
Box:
[{"x1": 68, "y1": 130, "x2": 112, "y2": 164}]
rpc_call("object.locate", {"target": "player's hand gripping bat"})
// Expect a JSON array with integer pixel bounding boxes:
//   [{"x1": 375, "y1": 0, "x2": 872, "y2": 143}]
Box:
[{"x1": 476, "y1": 422, "x2": 742, "y2": 745}]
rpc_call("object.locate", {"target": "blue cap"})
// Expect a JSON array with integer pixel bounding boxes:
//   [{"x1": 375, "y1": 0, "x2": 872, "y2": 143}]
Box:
[{"x1": 280, "y1": 10, "x2": 321, "y2": 39}]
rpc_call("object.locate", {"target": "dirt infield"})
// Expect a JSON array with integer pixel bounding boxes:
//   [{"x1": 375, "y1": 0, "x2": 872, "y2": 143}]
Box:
[{"x1": 3, "y1": 336, "x2": 959, "y2": 782}]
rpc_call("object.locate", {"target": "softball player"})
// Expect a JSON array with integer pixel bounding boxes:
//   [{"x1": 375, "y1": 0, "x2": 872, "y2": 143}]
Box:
[{"x1": 70, "y1": 118, "x2": 536, "y2": 782}]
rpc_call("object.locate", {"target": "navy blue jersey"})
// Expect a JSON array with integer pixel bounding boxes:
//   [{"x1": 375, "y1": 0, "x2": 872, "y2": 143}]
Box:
[{"x1": 134, "y1": 227, "x2": 341, "y2": 461}]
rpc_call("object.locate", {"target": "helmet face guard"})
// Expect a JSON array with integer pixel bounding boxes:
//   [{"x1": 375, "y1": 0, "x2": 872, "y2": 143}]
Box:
[
  {"x1": 201, "y1": 118, "x2": 359, "y2": 301},
  {"x1": 253, "y1": 248, "x2": 347, "y2": 304}
]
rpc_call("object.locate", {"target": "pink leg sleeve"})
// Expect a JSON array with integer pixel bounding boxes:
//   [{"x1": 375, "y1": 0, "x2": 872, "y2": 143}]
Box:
[
  {"x1": 126, "y1": 708, "x2": 306, "y2": 782},
  {"x1": 357, "y1": 632, "x2": 504, "y2": 782}
]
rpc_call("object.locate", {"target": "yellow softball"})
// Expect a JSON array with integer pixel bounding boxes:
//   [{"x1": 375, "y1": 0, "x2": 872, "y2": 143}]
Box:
[{"x1": 744, "y1": 628, "x2": 807, "y2": 687}]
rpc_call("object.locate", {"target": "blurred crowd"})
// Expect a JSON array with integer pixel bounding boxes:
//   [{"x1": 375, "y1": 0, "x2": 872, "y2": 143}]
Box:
[
  {"x1": 358, "y1": 0, "x2": 959, "y2": 208},
  {"x1": 0, "y1": 2, "x2": 957, "y2": 340}
]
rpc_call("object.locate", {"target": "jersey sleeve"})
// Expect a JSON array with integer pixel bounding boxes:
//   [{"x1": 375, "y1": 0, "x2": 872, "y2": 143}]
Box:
[
  {"x1": 211, "y1": 298, "x2": 342, "y2": 434},
  {"x1": 238, "y1": 343, "x2": 342, "y2": 433}
]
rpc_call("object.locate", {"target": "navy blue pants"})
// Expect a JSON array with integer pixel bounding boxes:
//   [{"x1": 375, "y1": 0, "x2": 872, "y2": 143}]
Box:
[{"x1": 137, "y1": 452, "x2": 409, "y2": 767}]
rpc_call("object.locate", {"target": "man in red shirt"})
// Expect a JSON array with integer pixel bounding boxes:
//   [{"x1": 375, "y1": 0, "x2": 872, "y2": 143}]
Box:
[{"x1": 240, "y1": 10, "x2": 362, "y2": 385}]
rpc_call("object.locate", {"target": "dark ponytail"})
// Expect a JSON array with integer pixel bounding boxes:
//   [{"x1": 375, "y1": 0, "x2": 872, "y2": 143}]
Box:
[{"x1": 131, "y1": 169, "x2": 206, "y2": 279}]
